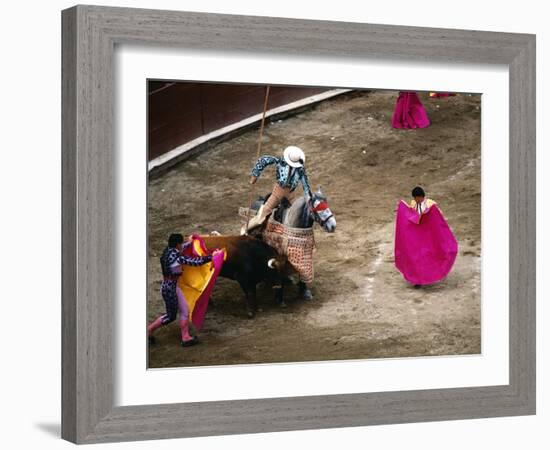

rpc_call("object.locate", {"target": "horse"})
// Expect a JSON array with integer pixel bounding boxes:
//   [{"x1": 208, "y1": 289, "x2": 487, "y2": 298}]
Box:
[{"x1": 251, "y1": 187, "x2": 336, "y2": 303}]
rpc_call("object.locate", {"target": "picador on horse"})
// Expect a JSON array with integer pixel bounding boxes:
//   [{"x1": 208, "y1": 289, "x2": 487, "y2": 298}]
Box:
[
  {"x1": 242, "y1": 145, "x2": 336, "y2": 302},
  {"x1": 244, "y1": 146, "x2": 313, "y2": 232}
]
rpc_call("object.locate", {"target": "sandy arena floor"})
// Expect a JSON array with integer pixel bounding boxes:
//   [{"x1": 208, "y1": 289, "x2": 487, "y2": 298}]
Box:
[{"x1": 147, "y1": 90, "x2": 481, "y2": 368}]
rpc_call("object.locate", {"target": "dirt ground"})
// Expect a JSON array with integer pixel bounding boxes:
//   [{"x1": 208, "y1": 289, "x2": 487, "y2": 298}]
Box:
[{"x1": 147, "y1": 90, "x2": 481, "y2": 368}]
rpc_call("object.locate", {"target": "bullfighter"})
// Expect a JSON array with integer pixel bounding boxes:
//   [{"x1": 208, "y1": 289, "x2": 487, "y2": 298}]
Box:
[
  {"x1": 147, "y1": 233, "x2": 222, "y2": 347},
  {"x1": 394, "y1": 186, "x2": 458, "y2": 286}
]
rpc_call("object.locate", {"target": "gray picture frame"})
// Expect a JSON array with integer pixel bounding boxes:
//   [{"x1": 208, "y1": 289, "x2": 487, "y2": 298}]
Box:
[{"x1": 61, "y1": 5, "x2": 536, "y2": 444}]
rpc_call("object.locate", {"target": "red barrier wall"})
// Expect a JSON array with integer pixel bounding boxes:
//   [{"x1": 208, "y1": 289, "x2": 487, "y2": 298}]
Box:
[{"x1": 148, "y1": 81, "x2": 328, "y2": 160}]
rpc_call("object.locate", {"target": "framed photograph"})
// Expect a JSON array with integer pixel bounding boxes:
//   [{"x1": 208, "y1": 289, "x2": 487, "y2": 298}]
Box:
[{"x1": 62, "y1": 5, "x2": 536, "y2": 444}]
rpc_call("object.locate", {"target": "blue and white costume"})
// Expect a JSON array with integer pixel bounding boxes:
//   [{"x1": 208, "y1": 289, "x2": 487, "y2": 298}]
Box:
[{"x1": 251, "y1": 155, "x2": 312, "y2": 199}]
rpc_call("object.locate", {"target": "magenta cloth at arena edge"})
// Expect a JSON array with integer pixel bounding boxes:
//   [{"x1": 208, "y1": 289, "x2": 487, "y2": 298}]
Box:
[{"x1": 391, "y1": 91, "x2": 430, "y2": 129}]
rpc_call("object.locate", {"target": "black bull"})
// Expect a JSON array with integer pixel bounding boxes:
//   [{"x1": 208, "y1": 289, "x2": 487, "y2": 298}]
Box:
[{"x1": 200, "y1": 235, "x2": 291, "y2": 317}]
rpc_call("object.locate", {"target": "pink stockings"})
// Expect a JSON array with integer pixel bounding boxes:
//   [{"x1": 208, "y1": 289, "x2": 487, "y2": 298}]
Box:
[{"x1": 148, "y1": 283, "x2": 195, "y2": 343}]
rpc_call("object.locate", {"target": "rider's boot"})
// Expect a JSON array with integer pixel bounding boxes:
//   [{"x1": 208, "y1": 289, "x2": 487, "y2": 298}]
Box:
[{"x1": 241, "y1": 204, "x2": 267, "y2": 235}]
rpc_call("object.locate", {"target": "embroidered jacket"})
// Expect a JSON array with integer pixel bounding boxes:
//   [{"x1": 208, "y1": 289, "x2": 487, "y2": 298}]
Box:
[
  {"x1": 160, "y1": 242, "x2": 212, "y2": 277},
  {"x1": 409, "y1": 198, "x2": 437, "y2": 215},
  {"x1": 251, "y1": 155, "x2": 312, "y2": 198}
]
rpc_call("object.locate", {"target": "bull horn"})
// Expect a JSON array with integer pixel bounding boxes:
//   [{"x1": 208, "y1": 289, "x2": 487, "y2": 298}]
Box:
[{"x1": 267, "y1": 258, "x2": 277, "y2": 269}]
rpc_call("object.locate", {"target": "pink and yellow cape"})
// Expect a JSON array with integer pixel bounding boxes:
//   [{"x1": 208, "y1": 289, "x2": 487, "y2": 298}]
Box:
[
  {"x1": 394, "y1": 200, "x2": 458, "y2": 285},
  {"x1": 178, "y1": 235, "x2": 226, "y2": 330}
]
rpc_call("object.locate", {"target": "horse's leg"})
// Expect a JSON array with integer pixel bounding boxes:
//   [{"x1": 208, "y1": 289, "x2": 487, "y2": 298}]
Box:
[{"x1": 299, "y1": 280, "x2": 313, "y2": 300}]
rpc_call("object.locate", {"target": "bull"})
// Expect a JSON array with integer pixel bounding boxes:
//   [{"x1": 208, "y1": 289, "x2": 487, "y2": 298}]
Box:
[{"x1": 200, "y1": 234, "x2": 289, "y2": 318}]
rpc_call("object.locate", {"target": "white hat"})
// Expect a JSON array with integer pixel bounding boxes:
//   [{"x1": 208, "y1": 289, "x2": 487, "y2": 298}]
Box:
[{"x1": 283, "y1": 146, "x2": 305, "y2": 168}]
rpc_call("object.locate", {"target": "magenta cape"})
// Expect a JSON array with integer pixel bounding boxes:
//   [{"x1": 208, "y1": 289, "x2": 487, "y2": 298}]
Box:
[
  {"x1": 391, "y1": 92, "x2": 430, "y2": 129},
  {"x1": 394, "y1": 201, "x2": 458, "y2": 285}
]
